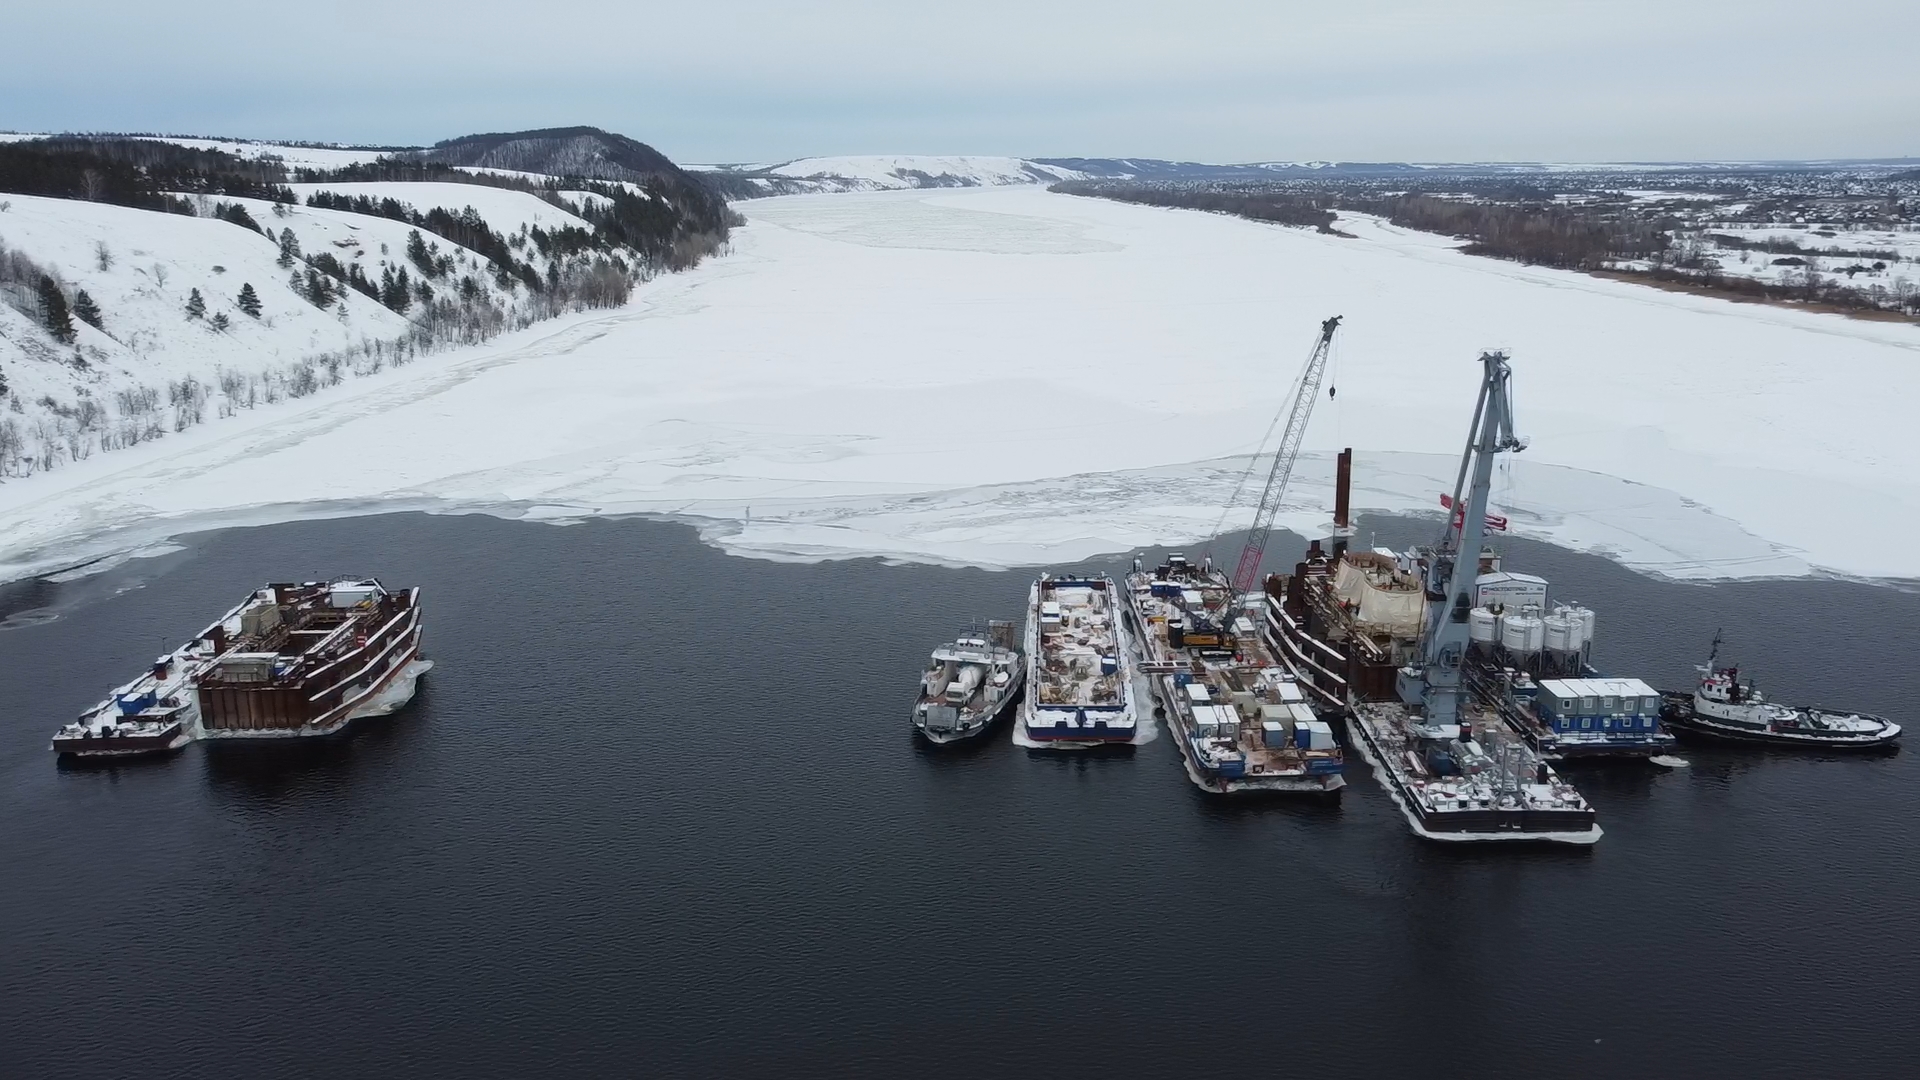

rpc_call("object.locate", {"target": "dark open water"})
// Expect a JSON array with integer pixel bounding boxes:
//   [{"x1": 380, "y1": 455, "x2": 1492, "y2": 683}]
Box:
[{"x1": 2, "y1": 512, "x2": 1916, "y2": 1080}]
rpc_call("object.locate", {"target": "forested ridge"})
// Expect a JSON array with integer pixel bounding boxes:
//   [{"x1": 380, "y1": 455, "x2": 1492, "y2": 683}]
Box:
[
  {"x1": 0, "y1": 127, "x2": 749, "y2": 477},
  {"x1": 0, "y1": 130, "x2": 735, "y2": 273}
]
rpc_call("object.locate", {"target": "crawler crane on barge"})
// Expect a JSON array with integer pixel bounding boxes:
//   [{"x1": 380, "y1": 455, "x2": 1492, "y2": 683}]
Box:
[{"x1": 1123, "y1": 317, "x2": 1345, "y2": 792}]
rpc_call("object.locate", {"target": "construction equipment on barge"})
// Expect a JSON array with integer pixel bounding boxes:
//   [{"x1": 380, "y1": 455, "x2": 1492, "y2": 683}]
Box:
[
  {"x1": 1120, "y1": 316, "x2": 1346, "y2": 792},
  {"x1": 1125, "y1": 554, "x2": 1343, "y2": 793},
  {"x1": 1266, "y1": 351, "x2": 1600, "y2": 843}
]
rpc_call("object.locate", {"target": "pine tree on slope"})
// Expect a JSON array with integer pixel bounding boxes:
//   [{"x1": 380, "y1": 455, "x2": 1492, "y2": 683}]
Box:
[
  {"x1": 73, "y1": 289, "x2": 102, "y2": 330},
  {"x1": 237, "y1": 282, "x2": 262, "y2": 318},
  {"x1": 304, "y1": 269, "x2": 334, "y2": 308},
  {"x1": 406, "y1": 230, "x2": 434, "y2": 276},
  {"x1": 36, "y1": 276, "x2": 76, "y2": 343},
  {"x1": 185, "y1": 288, "x2": 206, "y2": 320}
]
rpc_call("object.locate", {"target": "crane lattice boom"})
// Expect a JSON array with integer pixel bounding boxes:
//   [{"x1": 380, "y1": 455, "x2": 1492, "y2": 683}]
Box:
[{"x1": 1231, "y1": 315, "x2": 1342, "y2": 598}]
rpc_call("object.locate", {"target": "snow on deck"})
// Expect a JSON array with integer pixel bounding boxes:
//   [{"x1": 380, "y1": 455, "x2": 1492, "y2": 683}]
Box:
[
  {"x1": 1035, "y1": 583, "x2": 1123, "y2": 708},
  {"x1": 4, "y1": 186, "x2": 1920, "y2": 584}
]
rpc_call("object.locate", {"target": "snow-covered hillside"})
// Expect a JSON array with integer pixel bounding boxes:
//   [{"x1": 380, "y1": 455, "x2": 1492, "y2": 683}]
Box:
[
  {"x1": 719, "y1": 155, "x2": 1088, "y2": 193},
  {"x1": 0, "y1": 181, "x2": 608, "y2": 475},
  {"x1": 0, "y1": 195, "x2": 420, "y2": 455},
  {"x1": 0, "y1": 126, "x2": 746, "y2": 483}
]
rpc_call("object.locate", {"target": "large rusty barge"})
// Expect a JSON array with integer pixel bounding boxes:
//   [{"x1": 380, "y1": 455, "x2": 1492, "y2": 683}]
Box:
[{"x1": 52, "y1": 579, "x2": 430, "y2": 758}]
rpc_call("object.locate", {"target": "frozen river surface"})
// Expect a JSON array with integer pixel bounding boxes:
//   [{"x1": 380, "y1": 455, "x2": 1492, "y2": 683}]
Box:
[{"x1": 4, "y1": 187, "x2": 1918, "y2": 582}]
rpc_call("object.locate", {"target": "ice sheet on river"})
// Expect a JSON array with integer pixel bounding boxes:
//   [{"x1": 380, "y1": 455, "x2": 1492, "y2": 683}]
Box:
[{"x1": 2, "y1": 187, "x2": 1916, "y2": 584}]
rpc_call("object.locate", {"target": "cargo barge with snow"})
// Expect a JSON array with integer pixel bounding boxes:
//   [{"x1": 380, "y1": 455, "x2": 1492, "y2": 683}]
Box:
[
  {"x1": 1124, "y1": 554, "x2": 1342, "y2": 793},
  {"x1": 913, "y1": 621, "x2": 1024, "y2": 744},
  {"x1": 1265, "y1": 352, "x2": 1600, "y2": 843},
  {"x1": 51, "y1": 579, "x2": 430, "y2": 758},
  {"x1": 1017, "y1": 575, "x2": 1138, "y2": 748},
  {"x1": 1659, "y1": 635, "x2": 1900, "y2": 748}
]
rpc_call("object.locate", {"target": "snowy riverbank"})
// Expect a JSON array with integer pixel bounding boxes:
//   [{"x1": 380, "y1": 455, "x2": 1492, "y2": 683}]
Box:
[{"x1": 4, "y1": 186, "x2": 1918, "y2": 584}]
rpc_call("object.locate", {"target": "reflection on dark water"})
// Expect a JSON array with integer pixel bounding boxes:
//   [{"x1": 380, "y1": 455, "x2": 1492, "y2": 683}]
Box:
[
  {"x1": 199, "y1": 684, "x2": 435, "y2": 796},
  {"x1": 2, "y1": 511, "x2": 1917, "y2": 1080}
]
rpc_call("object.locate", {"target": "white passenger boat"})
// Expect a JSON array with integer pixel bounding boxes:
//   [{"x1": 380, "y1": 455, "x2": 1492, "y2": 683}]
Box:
[{"x1": 913, "y1": 621, "x2": 1024, "y2": 744}]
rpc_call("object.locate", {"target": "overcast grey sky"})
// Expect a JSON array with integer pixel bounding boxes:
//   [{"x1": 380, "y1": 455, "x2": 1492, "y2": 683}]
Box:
[{"x1": 5, "y1": 0, "x2": 1916, "y2": 163}]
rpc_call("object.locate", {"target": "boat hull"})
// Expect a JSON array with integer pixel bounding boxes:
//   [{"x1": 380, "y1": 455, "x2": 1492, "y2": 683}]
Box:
[
  {"x1": 52, "y1": 724, "x2": 192, "y2": 760},
  {"x1": 1017, "y1": 714, "x2": 1139, "y2": 747},
  {"x1": 1503, "y1": 713, "x2": 1678, "y2": 761},
  {"x1": 200, "y1": 651, "x2": 431, "y2": 742},
  {"x1": 1661, "y1": 700, "x2": 1900, "y2": 749}
]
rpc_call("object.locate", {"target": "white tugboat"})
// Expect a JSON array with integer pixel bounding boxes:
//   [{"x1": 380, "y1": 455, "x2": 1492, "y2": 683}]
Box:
[
  {"x1": 1017, "y1": 575, "x2": 1139, "y2": 748},
  {"x1": 1661, "y1": 634, "x2": 1900, "y2": 748},
  {"x1": 913, "y1": 621, "x2": 1024, "y2": 744}
]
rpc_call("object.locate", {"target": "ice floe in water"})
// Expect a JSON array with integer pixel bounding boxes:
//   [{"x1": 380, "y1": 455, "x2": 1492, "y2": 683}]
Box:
[{"x1": 696, "y1": 450, "x2": 1808, "y2": 581}]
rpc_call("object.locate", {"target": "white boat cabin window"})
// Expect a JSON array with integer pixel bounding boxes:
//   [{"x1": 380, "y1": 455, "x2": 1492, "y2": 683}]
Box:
[
  {"x1": 1579, "y1": 718, "x2": 1592, "y2": 729},
  {"x1": 1601, "y1": 695, "x2": 1616, "y2": 711},
  {"x1": 1558, "y1": 697, "x2": 1575, "y2": 712},
  {"x1": 1581, "y1": 696, "x2": 1597, "y2": 713}
]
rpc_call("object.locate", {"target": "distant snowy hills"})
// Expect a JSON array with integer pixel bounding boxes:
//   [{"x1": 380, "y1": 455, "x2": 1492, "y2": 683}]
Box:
[
  {"x1": 1034, "y1": 158, "x2": 1428, "y2": 180},
  {"x1": 696, "y1": 154, "x2": 1778, "y2": 195},
  {"x1": 700, "y1": 155, "x2": 1089, "y2": 195}
]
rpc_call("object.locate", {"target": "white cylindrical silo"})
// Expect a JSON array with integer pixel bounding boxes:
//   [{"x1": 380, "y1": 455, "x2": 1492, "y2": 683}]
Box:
[
  {"x1": 1470, "y1": 607, "x2": 1498, "y2": 644},
  {"x1": 1543, "y1": 614, "x2": 1572, "y2": 654}
]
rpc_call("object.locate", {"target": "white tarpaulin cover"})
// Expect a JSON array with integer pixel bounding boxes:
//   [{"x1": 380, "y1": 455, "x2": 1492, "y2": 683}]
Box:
[{"x1": 1332, "y1": 560, "x2": 1426, "y2": 637}]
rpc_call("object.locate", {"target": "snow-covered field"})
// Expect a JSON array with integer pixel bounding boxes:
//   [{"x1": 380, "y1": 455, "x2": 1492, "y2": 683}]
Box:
[
  {"x1": 286, "y1": 182, "x2": 593, "y2": 233},
  {"x1": 133, "y1": 137, "x2": 400, "y2": 172},
  {"x1": 4, "y1": 187, "x2": 1919, "y2": 585},
  {"x1": 1665, "y1": 224, "x2": 1920, "y2": 296},
  {"x1": 1706, "y1": 225, "x2": 1920, "y2": 261}
]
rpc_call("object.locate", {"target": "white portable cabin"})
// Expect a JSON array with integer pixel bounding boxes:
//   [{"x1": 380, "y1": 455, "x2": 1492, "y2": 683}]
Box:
[
  {"x1": 1536, "y1": 677, "x2": 1662, "y2": 730},
  {"x1": 1476, "y1": 571, "x2": 1548, "y2": 612}
]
